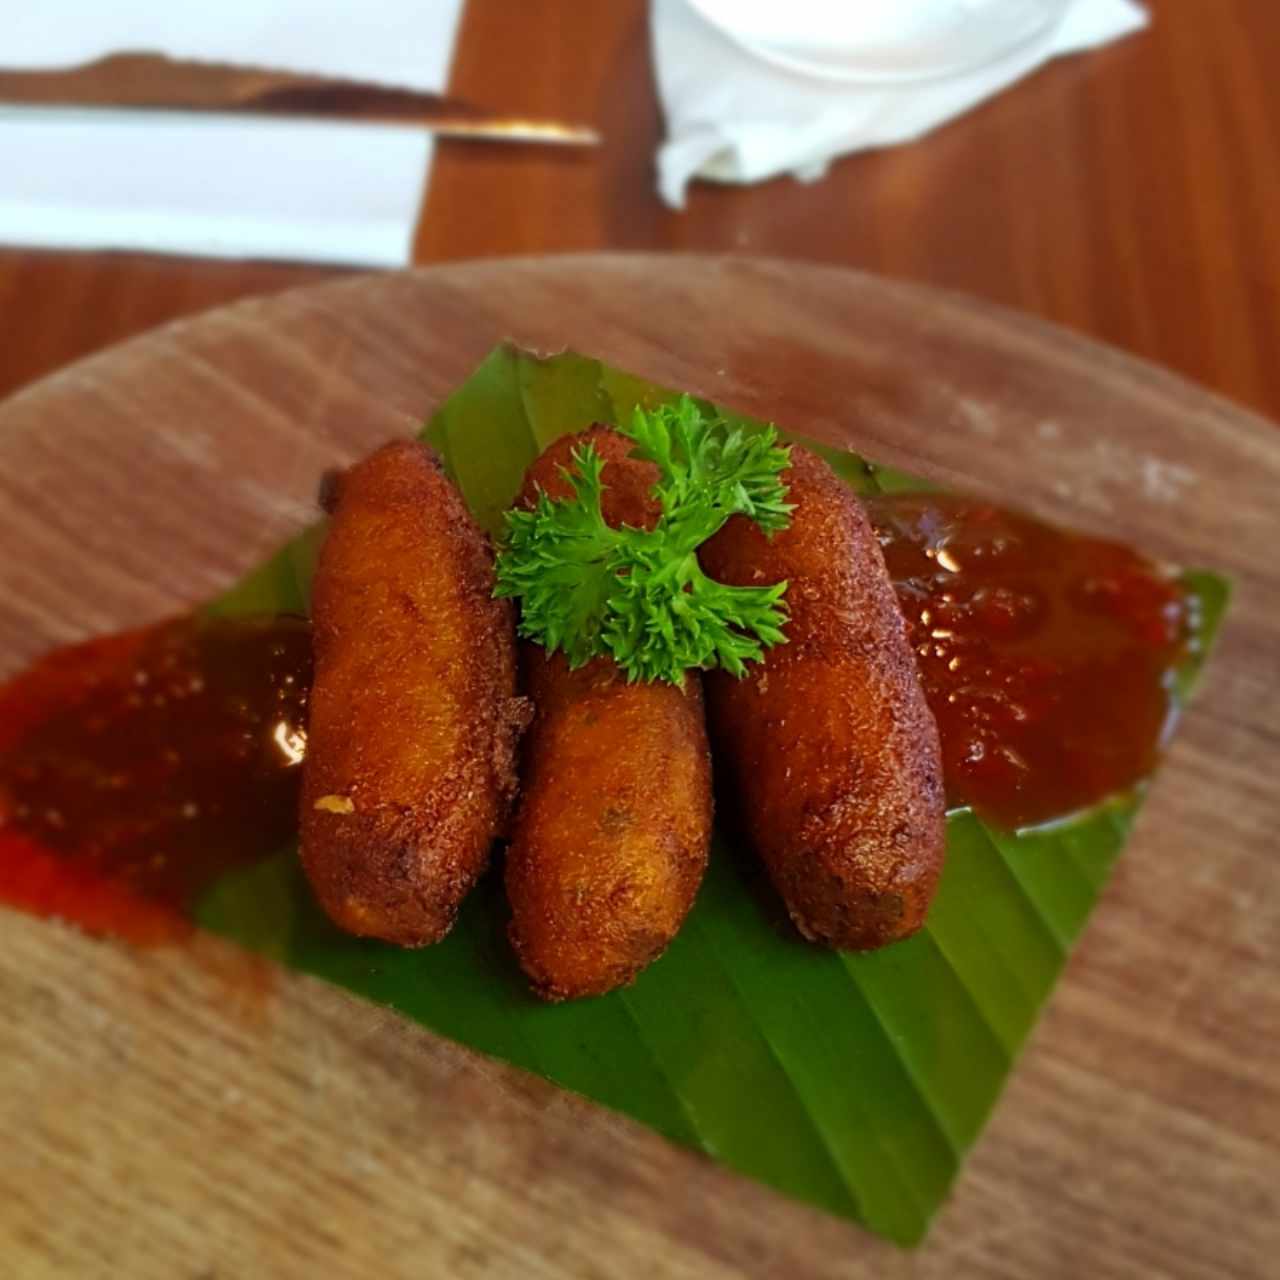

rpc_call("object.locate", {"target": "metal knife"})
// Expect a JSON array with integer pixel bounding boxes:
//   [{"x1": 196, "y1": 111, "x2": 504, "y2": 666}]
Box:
[{"x1": 0, "y1": 51, "x2": 600, "y2": 146}]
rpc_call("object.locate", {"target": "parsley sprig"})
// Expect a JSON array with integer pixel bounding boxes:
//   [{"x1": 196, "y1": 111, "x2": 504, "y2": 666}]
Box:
[{"x1": 494, "y1": 397, "x2": 793, "y2": 684}]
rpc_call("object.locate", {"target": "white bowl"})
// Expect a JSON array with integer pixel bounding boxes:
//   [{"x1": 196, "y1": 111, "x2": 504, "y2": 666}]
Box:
[{"x1": 684, "y1": 0, "x2": 1075, "y2": 84}]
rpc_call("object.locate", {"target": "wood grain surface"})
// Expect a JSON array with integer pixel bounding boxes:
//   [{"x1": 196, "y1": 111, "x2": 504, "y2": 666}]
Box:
[
  {"x1": 0, "y1": 255, "x2": 1276, "y2": 1279},
  {"x1": 3, "y1": 0, "x2": 1280, "y2": 438}
]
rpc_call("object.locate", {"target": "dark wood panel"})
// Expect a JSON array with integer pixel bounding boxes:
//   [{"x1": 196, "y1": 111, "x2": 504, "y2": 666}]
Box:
[
  {"x1": 419, "y1": 0, "x2": 1280, "y2": 421},
  {"x1": 3, "y1": 2, "x2": 1279, "y2": 421},
  {"x1": 0, "y1": 249, "x2": 342, "y2": 400}
]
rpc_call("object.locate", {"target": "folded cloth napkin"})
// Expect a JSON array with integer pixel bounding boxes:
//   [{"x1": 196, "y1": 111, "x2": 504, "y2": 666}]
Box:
[
  {"x1": 652, "y1": 0, "x2": 1147, "y2": 208},
  {"x1": 0, "y1": 0, "x2": 464, "y2": 266}
]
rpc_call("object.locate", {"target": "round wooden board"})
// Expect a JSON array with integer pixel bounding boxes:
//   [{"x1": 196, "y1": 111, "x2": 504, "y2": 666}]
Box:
[{"x1": 1, "y1": 255, "x2": 1276, "y2": 1279}]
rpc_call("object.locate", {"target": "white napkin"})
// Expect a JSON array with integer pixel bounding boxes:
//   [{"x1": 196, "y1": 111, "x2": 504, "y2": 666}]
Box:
[
  {"x1": 653, "y1": 0, "x2": 1148, "y2": 208},
  {"x1": 0, "y1": 1, "x2": 465, "y2": 266}
]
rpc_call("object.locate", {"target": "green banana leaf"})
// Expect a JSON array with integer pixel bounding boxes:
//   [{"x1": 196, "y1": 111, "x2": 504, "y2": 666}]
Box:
[{"x1": 198, "y1": 345, "x2": 1229, "y2": 1246}]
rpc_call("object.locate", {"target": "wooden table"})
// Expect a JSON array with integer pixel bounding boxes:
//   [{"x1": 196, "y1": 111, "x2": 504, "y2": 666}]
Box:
[
  {"x1": 2, "y1": 4, "x2": 1279, "y2": 1279},
  {"x1": 3, "y1": 0, "x2": 1279, "y2": 426},
  {"x1": 3, "y1": 251, "x2": 1277, "y2": 1280}
]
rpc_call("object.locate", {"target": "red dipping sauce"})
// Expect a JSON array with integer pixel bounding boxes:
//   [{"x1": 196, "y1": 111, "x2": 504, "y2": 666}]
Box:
[
  {"x1": 866, "y1": 494, "x2": 1192, "y2": 830},
  {"x1": 0, "y1": 617, "x2": 311, "y2": 942},
  {"x1": 0, "y1": 495, "x2": 1196, "y2": 942}
]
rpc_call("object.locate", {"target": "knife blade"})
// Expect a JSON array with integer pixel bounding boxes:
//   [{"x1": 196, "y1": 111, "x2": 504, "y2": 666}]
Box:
[{"x1": 0, "y1": 51, "x2": 600, "y2": 146}]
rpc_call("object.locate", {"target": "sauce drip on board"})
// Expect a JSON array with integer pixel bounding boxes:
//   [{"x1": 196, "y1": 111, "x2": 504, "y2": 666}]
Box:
[
  {"x1": 0, "y1": 495, "x2": 1196, "y2": 942},
  {"x1": 866, "y1": 494, "x2": 1192, "y2": 830},
  {"x1": 0, "y1": 617, "x2": 311, "y2": 942}
]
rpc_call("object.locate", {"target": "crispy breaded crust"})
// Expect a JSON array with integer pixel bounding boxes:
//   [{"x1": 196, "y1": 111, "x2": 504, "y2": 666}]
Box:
[
  {"x1": 508, "y1": 649, "x2": 712, "y2": 1000},
  {"x1": 505, "y1": 427, "x2": 713, "y2": 1000},
  {"x1": 700, "y1": 447, "x2": 945, "y2": 950},
  {"x1": 516, "y1": 425, "x2": 659, "y2": 526},
  {"x1": 300, "y1": 440, "x2": 526, "y2": 946}
]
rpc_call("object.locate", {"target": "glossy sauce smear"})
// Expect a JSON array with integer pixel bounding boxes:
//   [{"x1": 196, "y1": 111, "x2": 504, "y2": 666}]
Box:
[
  {"x1": 0, "y1": 617, "x2": 311, "y2": 942},
  {"x1": 0, "y1": 495, "x2": 1196, "y2": 942},
  {"x1": 867, "y1": 494, "x2": 1193, "y2": 830}
]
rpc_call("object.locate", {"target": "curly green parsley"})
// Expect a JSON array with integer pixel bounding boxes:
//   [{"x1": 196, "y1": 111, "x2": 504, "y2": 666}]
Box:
[{"x1": 494, "y1": 396, "x2": 793, "y2": 684}]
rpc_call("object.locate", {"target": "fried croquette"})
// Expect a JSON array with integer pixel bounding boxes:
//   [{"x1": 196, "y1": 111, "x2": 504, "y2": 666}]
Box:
[
  {"x1": 300, "y1": 440, "x2": 526, "y2": 946},
  {"x1": 505, "y1": 427, "x2": 713, "y2": 1000},
  {"x1": 699, "y1": 447, "x2": 945, "y2": 950}
]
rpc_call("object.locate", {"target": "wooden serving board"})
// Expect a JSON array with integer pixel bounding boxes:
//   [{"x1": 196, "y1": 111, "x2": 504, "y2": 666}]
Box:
[{"x1": 0, "y1": 256, "x2": 1276, "y2": 1279}]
